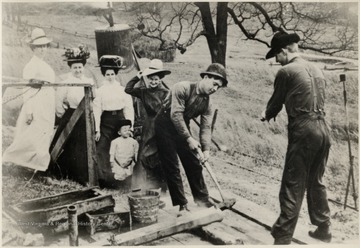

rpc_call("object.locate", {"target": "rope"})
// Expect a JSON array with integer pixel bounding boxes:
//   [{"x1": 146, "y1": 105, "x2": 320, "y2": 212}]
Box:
[{"x1": 2, "y1": 87, "x2": 31, "y2": 104}]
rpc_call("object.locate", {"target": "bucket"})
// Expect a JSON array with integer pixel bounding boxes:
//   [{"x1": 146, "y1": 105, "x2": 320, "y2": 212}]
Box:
[{"x1": 128, "y1": 190, "x2": 160, "y2": 224}]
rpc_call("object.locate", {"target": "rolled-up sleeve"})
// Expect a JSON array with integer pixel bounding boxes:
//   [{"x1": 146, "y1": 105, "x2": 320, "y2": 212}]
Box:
[
  {"x1": 122, "y1": 92, "x2": 135, "y2": 127},
  {"x1": 93, "y1": 88, "x2": 103, "y2": 132},
  {"x1": 171, "y1": 82, "x2": 191, "y2": 140},
  {"x1": 200, "y1": 103, "x2": 212, "y2": 151}
]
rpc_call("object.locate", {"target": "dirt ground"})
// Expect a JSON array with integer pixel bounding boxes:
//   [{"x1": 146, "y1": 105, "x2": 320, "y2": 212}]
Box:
[{"x1": 2, "y1": 4, "x2": 359, "y2": 246}]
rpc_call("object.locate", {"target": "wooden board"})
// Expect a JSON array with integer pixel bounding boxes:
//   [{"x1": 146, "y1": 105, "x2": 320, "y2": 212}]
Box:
[
  {"x1": 209, "y1": 189, "x2": 327, "y2": 245},
  {"x1": 109, "y1": 207, "x2": 224, "y2": 246},
  {"x1": 50, "y1": 98, "x2": 85, "y2": 162},
  {"x1": 192, "y1": 221, "x2": 244, "y2": 245}
]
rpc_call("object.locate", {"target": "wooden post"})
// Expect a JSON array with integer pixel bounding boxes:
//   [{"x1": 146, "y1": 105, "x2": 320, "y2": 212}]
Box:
[{"x1": 84, "y1": 86, "x2": 97, "y2": 186}]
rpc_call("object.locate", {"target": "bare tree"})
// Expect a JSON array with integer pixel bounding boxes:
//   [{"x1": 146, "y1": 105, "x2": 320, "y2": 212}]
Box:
[{"x1": 126, "y1": 2, "x2": 358, "y2": 66}]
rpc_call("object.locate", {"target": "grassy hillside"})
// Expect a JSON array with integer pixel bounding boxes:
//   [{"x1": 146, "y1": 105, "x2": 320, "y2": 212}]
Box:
[{"x1": 2, "y1": 1, "x2": 358, "y2": 217}]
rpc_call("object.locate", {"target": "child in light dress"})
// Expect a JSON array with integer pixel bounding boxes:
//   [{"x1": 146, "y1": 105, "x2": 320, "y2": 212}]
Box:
[{"x1": 109, "y1": 119, "x2": 139, "y2": 189}]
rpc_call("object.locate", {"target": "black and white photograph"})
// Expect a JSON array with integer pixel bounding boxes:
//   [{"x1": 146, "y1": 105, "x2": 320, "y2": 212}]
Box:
[{"x1": 1, "y1": 1, "x2": 358, "y2": 246}]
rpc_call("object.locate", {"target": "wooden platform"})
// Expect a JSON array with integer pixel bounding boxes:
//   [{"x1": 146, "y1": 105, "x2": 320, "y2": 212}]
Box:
[{"x1": 35, "y1": 187, "x2": 336, "y2": 246}]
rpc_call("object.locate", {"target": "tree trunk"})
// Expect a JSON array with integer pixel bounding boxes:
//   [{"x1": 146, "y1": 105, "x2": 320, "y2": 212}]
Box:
[{"x1": 195, "y1": 2, "x2": 227, "y2": 66}]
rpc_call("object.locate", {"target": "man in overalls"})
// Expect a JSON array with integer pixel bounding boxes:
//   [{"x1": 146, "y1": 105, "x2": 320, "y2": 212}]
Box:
[{"x1": 261, "y1": 31, "x2": 332, "y2": 245}]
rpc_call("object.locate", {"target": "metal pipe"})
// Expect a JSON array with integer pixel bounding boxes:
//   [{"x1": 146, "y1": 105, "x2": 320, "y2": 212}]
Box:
[{"x1": 68, "y1": 205, "x2": 79, "y2": 246}]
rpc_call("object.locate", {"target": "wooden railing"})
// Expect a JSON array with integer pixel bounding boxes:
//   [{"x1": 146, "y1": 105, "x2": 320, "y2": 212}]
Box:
[{"x1": 2, "y1": 81, "x2": 98, "y2": 186}]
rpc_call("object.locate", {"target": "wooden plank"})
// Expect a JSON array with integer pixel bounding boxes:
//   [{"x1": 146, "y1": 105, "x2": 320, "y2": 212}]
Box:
[
  {"x1": 84, "y1": 86, "x2": 97, "y2": 186},
  {"x1": 110, "y1": 207, "x2": 224, "y2": 246},
  {"x1": 209, "y1": 189, "x2": 326, "y2": 245},
  {"x1": 192, "y1": 221, "x2": 244, "y2": 245},
  {"x1": 221, "y1": 209, "x2": 274, "y2": 245},
  {"x1": 50, "y1": 98, "x2": 85, "y2": 162}
]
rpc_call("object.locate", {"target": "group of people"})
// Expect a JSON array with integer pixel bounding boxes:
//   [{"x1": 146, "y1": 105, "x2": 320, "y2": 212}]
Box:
[{"x1": 3, "y1": 28, "x2": 333, "y2": 244}]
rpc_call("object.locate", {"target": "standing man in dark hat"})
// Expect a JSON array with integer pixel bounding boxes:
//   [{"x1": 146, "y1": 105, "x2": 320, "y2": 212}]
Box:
[
  {"x1": 261, "y1": 31, "x2": 332, "y2": 244},
  {"x1": 155, "y1": 63, "x2": 228, "y2": 216}
]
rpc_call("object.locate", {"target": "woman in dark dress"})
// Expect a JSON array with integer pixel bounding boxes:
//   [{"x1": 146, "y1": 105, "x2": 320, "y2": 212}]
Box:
[
  {"x1": 125, "y1": 59, "x2": 171, "y2": 191},
  {"x1": 50, "y1": 45, "x2": 93, "y2": 185},
  {"x1": 93, "y1": 55, "x2": 135, "y2": 188}
]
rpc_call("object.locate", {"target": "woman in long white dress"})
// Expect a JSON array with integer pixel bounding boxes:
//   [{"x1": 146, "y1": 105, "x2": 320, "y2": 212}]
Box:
[{"x1": 3, "y1": 28, "x2": 55, "y2": 172}]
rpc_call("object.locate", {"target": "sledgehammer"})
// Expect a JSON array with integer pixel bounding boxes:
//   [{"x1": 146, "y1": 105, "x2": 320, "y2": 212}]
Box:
[{"x1": 196, "y1": 148, "x2": 236, "y2": 210}]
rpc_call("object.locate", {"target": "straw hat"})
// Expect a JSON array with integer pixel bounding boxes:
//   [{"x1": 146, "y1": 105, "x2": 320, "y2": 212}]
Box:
[
  {"x1": 28, "y1": 28, "x2": 52, "y2": 45},
  {"x1": 142, "y1": 59, "x2": 171, "y2": 79}
]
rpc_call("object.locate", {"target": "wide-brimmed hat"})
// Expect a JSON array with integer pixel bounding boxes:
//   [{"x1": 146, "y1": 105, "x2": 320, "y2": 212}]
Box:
[
  {"x1": 117, "y1": 119, "x2": 132, "y2": 130},
  {"x1": 63, "y1": 44, "x2": 90, "y2": 62},
  {"x1": 27, "y1": 28, "x2": 52, "y2": 45},
  {"x1": 266, "y1": 31, "x2": 300, "y2": 59},
  {"x1": 200, "y1": 63, "x2": 228, "y2": 86},
  {"x1": 142, "y1": 59, "x2": 171, "y2": 79},
  {"x1": 98, "y1": 55, "x2": 124, "y2": 69}
]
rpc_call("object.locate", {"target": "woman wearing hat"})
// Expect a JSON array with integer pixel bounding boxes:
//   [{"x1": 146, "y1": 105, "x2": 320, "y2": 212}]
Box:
[
  {"x1": 93, "y1": 55, "x2": 134, "y2": 188},
  {"x1": 3, "y1": 28, "x2": 56, "y2": 172},
  {"x1": 50, "y1": 45, "x2": 94, "y2": 184},
  {"x1": 125, "y1": 59, "x2": 171, "y2": 191},
  {"x1": 154, "y1": 63, "x2": 228, "y2": 216}
]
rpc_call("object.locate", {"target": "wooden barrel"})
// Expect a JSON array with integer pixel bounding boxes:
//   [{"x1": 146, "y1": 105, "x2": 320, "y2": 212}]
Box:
[{"x1": 94, "y1": 24, "x2": 134, "y2": 73}]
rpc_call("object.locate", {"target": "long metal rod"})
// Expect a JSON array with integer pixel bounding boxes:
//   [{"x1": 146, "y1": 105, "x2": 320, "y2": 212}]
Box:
[{"x1": 342, "y1": 79, "x2": 358, "y2": 210}]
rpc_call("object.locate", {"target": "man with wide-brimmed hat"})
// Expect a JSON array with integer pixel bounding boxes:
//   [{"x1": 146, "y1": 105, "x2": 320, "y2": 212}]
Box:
[
  {"x1": 154, "y1": 63, "x2": 228, "y2": 217},
  {"x1": 261, "y1": 31, "x2": 332, "y2": 244}
]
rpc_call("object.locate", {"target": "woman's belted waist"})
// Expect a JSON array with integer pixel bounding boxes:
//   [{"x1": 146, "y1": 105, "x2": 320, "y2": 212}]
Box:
[{"x1": 102, "y1": 110, "x2": 123, "y2": 117}]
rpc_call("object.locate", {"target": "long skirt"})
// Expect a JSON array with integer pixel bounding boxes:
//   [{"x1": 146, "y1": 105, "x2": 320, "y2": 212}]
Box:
[
  {"x1": 48, "y1": 108, "x2": 88, "y2": 185},
  {"x1": 3, "y1": 87, "x2": 55, "y2": 172},
  {"x1": 96, "y1": 110, "x2": 125, "y2": 188}
]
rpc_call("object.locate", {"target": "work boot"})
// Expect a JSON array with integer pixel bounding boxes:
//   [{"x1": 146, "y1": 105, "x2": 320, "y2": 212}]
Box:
[
  {"x1": 308, "y1": 223, "x2": 332, "y2": 243},
  {"x1": 196, "y1": 198, "x2": 216, "y2": 208},
  {"x1": 177, "y1": 204, "x2": 191, "y2": 217}
]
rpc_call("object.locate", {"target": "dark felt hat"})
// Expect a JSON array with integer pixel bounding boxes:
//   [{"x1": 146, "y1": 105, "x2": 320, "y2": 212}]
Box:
[
  {"x1": 118, "y1": 119, "x2": 132, "y2": 130},
  {"x1": 200, "y1": 63, "x2": 228, "y2": 86},
  {"x1": 98, "y1": 55, "x2": 124, "y2": 69},
  {"x1": 266, "y1": 31, "x2": 300, "y2": 59}
]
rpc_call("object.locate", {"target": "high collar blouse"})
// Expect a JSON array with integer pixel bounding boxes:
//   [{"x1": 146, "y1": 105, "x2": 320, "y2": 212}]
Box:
[{"x1": 93, "y1": 80, "x2": 135, "y2": 132}]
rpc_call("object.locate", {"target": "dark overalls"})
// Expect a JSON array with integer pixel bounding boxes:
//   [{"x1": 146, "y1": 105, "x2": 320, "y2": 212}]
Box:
[
  {"x1": 265, "y1": 57, "x2": 331, "y2": 243},
  {"x1": 155, "y1": 82, "x2": 212, "y2": 206}
]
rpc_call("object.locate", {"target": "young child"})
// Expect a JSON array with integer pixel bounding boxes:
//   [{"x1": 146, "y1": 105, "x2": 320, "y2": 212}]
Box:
[{"x1": 109, "y1": 119, "x2": 139, "y2": 189}]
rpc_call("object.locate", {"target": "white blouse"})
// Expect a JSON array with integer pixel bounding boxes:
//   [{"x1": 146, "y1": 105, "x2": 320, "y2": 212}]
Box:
[
  {"x1": 55, "y1": 74, "x2": 94, "y2": 117},
  {"x1": 93, "y1": 81, "x2": 134, "y2": 132}
]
